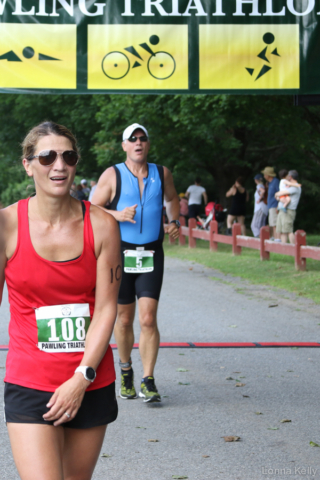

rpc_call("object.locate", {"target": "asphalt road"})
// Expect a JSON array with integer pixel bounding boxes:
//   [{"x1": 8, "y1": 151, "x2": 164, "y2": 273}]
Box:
[{"x1": 1, "y1": 257, "x2": 320, "y2": 480}]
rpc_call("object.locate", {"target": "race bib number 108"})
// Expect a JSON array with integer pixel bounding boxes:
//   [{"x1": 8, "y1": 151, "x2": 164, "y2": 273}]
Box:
[{"x1": 35, "y1": 303, "x2": 91, "y2": 353}]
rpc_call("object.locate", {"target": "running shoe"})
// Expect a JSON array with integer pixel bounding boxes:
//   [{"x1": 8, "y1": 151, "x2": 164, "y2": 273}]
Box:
[
  {"x1": 139, "y1": 376, "x2": 161, "y2": 403},
  {"x1": 119, "y1": 369, "x2": 137, "y2": 399}
]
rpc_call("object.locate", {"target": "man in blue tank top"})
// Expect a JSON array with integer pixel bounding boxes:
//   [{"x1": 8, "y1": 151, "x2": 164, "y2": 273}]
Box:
[{"x1": 92, "y1": 124, "x2": 180, "y2": 403}]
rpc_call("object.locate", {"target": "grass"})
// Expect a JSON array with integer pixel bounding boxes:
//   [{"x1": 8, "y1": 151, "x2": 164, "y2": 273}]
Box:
[{"x1": 163, "y1": 236, "x2": 320, "y2": 304}]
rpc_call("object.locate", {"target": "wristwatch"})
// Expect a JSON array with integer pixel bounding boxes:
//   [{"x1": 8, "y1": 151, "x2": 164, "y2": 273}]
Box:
[
  {"x1": 75, "y1": 366, "x2": 96, "y2": 382},
  {"x1": 170, "y1": 220, "x2": 181, "y2": 228}
]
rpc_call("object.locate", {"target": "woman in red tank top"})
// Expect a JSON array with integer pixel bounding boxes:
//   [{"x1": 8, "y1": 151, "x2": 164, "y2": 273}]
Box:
[{"x1": 0, "y1": 122, "x2": 121, "y2": 480}]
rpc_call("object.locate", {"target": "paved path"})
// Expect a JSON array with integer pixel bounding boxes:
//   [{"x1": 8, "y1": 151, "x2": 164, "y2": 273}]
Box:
[{"x1": 1, "y1": 257, "x2": 320, "y2": 479}]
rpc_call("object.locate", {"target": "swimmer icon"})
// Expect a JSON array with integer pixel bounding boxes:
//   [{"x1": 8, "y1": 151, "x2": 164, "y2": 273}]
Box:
[
  {"x1": 101, "y1": 35, "x2": 176, "y2": 81},
  {"x1": 0, "y1": 46, "x2": 61, "y2": 62}
]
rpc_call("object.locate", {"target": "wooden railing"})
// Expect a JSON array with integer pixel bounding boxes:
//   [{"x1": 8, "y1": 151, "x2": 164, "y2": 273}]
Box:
[{"x1": 166, "y1": 217, "x2": 320, "y2": 271}]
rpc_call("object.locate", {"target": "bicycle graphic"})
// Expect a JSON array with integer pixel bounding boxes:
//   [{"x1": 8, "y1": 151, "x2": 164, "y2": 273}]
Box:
[{"x1": 101, "y1": 35, "x2": 176, "y2": 81}]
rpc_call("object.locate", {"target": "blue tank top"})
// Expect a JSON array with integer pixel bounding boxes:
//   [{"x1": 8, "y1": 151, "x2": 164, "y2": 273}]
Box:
[{"x1": 109, "y1": 163, "x2": 164, "y2": 246}]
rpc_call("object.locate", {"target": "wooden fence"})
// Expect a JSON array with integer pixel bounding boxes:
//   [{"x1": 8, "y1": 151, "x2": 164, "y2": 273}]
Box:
[{"x1": 166, "y1": 217, "x2": 320, "y2": 271}]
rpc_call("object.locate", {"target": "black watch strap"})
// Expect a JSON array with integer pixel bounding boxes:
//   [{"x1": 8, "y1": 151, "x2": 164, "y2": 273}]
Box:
[{"x1": 170, "y1": 220, "x2": 181, "y2": 228}]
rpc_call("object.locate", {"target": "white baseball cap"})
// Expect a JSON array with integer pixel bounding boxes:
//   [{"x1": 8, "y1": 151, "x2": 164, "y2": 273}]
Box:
[
  {"x1": 122, "y1": 123, "x2": 148, "y2": 141},
  {"x1": 80, "y1": 179, "x2": 87, "y2": 185}
]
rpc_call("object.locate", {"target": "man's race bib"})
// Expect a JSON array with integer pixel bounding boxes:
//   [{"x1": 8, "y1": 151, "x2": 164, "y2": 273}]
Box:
[
  {"x1": 35, "y1": 304, "x2": 90, "y2": 353},
  {"x1": 124, "y1": 250, "x2": 154, "y2": 273}
]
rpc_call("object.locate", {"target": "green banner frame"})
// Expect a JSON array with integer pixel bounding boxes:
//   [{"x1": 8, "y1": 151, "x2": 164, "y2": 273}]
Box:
[{"x1": 0, "y1": 0, "x2": 319, "y2": 94}]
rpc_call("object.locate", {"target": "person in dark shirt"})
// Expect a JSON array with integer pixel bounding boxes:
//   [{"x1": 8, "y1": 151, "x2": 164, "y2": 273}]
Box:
[{"x1": 226, "y1": 177, "x2": 249, "y2": 235}]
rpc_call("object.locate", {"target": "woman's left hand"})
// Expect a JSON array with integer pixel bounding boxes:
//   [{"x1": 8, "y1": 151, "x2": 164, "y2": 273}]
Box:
[{"x1": 43, "y1": 374, "x2": 90, "y2": 426}]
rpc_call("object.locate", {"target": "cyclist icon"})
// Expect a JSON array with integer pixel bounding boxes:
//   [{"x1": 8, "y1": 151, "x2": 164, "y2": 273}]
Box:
[
  {"x1": 101, "y1": 35, "x2": 176, "y2": 81},
  {"x1": 246, "y1": 32, "x2": 280, "y2": 81}
]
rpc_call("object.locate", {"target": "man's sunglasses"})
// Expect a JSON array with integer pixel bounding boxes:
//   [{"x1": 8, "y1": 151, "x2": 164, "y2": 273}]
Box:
[
  {"x1": 127, "y1": 135, "x2": 148, "y2": 143},
  {"x1": 28, "y1": 150, "x2": 79, "y2": 167}
]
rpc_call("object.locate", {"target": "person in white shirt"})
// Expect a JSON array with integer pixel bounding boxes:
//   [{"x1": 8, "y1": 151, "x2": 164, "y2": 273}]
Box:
[
  {"x1": 250, "y1": 174, "x2": 268, "y2": 237},
  {"x1": 185, "y1": 178, "x2": 208, "y2": 219}
]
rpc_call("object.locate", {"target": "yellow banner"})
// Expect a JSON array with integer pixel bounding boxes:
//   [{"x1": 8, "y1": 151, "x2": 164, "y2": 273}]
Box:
[
  {"x1": 200, "y1": 25, "x2": 300, "y2": 90},
  {"x1": 87, "y1": 25, "x2": 188, "y2": 90},
  {"x1": 0, "y1": 24, "x2": 76, "y2": 89}
]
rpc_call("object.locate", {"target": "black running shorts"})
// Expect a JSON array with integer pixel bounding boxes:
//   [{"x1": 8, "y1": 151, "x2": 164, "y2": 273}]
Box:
[
  {"x1": 4, "y1": 382, "x2": 118, "y2": 429},
  {"x1": 188, "y1": 204, "x2": 201, "y2": 219},
  {"x1": 118, "y1": 242, "x2": 164, "y2": 305}
]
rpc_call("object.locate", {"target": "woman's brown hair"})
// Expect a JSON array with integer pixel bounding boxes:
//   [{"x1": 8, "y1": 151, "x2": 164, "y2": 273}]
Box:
[{"x1": 22, "y1": 121, "x2": 79, "y2": 160}]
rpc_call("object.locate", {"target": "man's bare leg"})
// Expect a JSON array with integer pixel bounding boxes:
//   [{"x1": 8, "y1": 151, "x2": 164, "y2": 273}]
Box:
[
  {"x1": 138, "y1": 297, "x2": 160, "y2": 377},
  {"x1": 289, "y1": 232, "x2": 295, "y2": 244},
  {"x1": 114, "y1": 302, "x2": 138, "y2": 399},
  {"x1": 137, "y1": 297, "x2": 161, "y2": 402},
  {"x1": 281, "y1": 233, "x2": 289, "y2": 243},
  {"x1": 270, "y1": 226, "x2": 280, "y2": 240},
  {"x1": 114, "y1": 302, "x2": 136, "y2": 371}
]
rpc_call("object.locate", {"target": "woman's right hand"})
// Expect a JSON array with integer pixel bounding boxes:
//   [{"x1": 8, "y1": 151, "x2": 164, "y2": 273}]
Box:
[{"x1": 43, "y1": 374, "x2": 90, "y2": 426}]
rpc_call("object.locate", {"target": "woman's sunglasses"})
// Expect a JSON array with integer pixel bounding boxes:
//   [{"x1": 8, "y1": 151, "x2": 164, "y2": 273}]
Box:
[
  {"x1": 127, "y1": 135, "x2": 148, "y2": 143},
  {"x1": 28, "y1": 150, "x2": 79, "y2": 167}
]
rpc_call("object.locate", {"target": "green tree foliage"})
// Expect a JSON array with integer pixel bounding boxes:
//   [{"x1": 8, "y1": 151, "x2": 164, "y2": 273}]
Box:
[
  {"x1": 92, "y1": 94, "x2": 320, "y2": 231},
  {"x1": 0, "y1": 93, "x2": 319, "y2": 231}
]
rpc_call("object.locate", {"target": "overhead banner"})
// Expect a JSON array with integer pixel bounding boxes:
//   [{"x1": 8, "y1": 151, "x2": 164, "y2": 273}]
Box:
[{"x1": 0, "y1": 1, "x2": 319, "y2": 94}]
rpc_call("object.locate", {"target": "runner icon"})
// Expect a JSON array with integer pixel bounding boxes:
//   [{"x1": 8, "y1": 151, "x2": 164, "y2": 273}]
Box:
[
  {"x1": 0, "y1": 46, "x2": 61, "y2": 62},
  {"x1": 102, "y1": 35, "x2": 176, "y2": 81},
  {"x1": 246, "y1": 32, "x2": 280, "y2": 81}
]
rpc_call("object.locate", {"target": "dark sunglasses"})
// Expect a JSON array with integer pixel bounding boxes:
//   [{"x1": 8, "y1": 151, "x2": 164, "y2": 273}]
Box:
[
  {"x1": 28, "y1": 150, "x2": 79, "y2": 167},
  {"x1": 127, "y1": 135, "x2": 148, "y2": 143}
]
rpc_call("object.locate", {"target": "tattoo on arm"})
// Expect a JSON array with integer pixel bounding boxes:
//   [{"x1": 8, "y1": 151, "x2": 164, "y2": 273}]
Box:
[{"x1": 111, "y1": 265, "x2": 121, "y2": 284}]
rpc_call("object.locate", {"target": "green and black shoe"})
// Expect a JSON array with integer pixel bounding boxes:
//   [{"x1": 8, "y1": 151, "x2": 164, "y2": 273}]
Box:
[
  {"x1": 139, "y1": 376, "x2": 161, "y2": 403},
  {"x1": 119, "y1": 369, "x2": 137, "y2": 399}
]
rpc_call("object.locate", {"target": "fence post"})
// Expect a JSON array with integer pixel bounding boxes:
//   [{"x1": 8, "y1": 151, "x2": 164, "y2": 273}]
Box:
[
  {"x1": 295, "y1": 230, "x2": 307, "y2": 271},
  {"x1": 179, "y1": 216, "x2": 186, "y2": 246},
  {"x1": 188, "y1": 218, "x2": 197, "y2": 248},
  {"x1": 260, "y1": 226, "x2": 270, "y2": 261},
  {"x1": 210, "y1": 220, "x2": 218, "y2": 251},
  {"x1": 232, "y1": 223, "x2": 242, "y2": 256}
]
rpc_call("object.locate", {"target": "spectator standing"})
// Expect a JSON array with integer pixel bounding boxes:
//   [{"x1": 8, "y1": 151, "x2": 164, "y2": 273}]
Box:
[
  {"x1": 277, "y1": 169, "x2": 301, "y2": 212},
  {"x1": 81, "y1": 179, "x2": 90, "y2": 199},
  {"x1": 226, "y1": 177, "x2": 248, "y2": 235},
  {"x1": 251, "y1": 174, "x2": 268, "y2": 237},
  {"x1": 275, "y1": 170, "x2": 301, "y2": 244},
  {"x1": 185, "y1": 177, "x2": 207, "y2": 219},
  {"x1": 77, "y1": 184, "x2": 86, "y2": 201},
  {"x1": 179, "y1": 193, "x2": 188, "y2": 223},
  {"x1": 262, "y1": 167, "x2": 280, "y2": 240}
]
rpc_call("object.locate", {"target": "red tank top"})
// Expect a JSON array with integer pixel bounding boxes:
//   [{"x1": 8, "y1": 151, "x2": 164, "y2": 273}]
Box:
[{"x1": 4, "y1": 199, "x2": 115, "y2": 392}]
